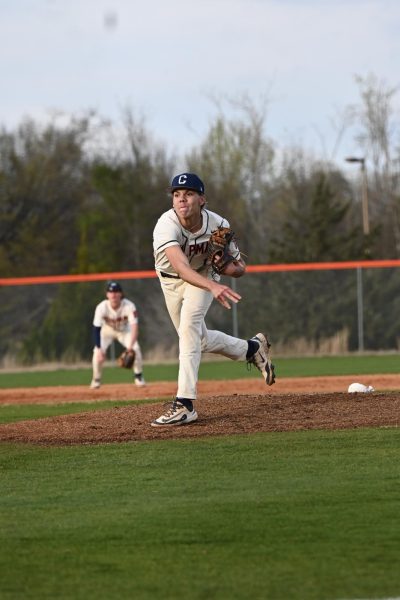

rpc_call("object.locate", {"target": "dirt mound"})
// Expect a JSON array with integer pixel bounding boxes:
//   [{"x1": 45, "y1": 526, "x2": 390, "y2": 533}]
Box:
[
  {"x1": 1, "y1": 374, "x2": 398, "y2": 405},
  {"x1": 0, "y1": 375, "x2": 399, "y2": 446}
]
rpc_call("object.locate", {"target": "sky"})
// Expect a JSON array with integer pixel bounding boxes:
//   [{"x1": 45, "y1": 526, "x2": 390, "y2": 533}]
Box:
[{"x1": 1, "y1": 0, "x2": 399, "y2": 169}]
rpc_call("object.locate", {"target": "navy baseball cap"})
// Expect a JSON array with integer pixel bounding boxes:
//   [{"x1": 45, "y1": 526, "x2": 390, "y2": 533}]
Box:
[
  {"x1": 106, "y1": 281, "x2": 122, "y2": 293},
  {"x1": 170, "y1": 172, "x2": 205, "y2": 194}
]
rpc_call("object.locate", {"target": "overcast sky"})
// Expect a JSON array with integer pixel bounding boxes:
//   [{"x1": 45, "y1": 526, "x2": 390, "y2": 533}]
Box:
[{"x1": 1, "y1": 0, "x2": 399, "y2": 167}]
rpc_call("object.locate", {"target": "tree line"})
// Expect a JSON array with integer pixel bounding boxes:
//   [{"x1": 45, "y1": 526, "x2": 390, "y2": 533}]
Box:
[{"x1": 0, "y1": 74, "x2": 399, "y2": 364}]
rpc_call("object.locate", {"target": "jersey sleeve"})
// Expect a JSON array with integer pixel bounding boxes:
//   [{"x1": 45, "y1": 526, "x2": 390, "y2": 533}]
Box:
[
  {"x1": 228, "y1": 239, "x2": 241, "y2": 260},
  {"x1": 153, "y1": 212, "x2": 181, "y2": 254},
  {"x1": 220, "y1": 217, "x2": 241, "y2": 260},
  {"x1": 125, "y1": 300, "x2": 139, "y2": 325},
  {"x1": 93, "y1": 302, "x2": 105, "y2": 327},
  {"x1": 153, "y1": 211, "x2": 183, "y2": 273}
]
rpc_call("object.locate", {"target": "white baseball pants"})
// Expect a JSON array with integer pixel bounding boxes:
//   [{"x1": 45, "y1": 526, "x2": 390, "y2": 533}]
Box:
[
  {"x1": 92, "y1": 325, "x2": 144, "y2": 380},
  {"x1": 158, "y1": 275, "x2": 248, "y2": 399}
]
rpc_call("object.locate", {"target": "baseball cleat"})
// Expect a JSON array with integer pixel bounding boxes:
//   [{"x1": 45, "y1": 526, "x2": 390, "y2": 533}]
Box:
[
  {"x1": 151, "y1": 400, "x2": 198, "y2": 427},
  {"x1": 248, "y1": 333, "x2": 275, "y2": 386},
  {"x1": 134, "y1": 374, "x2": 146, "y2": 387},
  {"x1": 90, "y1": 379, "x2": 101, "y2": 389}
]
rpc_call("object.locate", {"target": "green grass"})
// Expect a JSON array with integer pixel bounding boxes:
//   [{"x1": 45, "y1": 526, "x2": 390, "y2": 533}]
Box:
[
  {"x1": 1, "y1": 355, "x2": 399, "y2": 597},
  {"x1": 0, "y1": 399, "x2": 155, "y2": 425},
  {"x1": 0, "y1": 353, "x2": 398, "y2": 388},
  {"x1": 1, "y1": 428, "x2": 399, "y2": 600},
  {"x1": 0, "y1": 364, "x2": 176, "y2": 388}
]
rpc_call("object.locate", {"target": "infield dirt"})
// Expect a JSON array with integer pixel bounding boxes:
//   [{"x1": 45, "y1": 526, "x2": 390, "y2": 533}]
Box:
[{"x1": 0, "y1": 375, "x2": 399, "y2": 445}]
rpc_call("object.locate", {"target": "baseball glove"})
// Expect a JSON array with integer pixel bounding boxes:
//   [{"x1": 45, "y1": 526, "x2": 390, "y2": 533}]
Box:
[
  {"x1": 207, "y1": 226, "x2": 238, "y2": 275},
  {"x1": 117, "y1": 349, "x2": 135, "y2": 369}
]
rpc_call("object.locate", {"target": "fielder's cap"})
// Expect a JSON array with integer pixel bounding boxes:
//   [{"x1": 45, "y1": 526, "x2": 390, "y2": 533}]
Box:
[
  {"x1": 170, "y1": 172, "x2": 205, "y2": 194},
  {"x1": 106, "y1": 281, "x2": 122, "y2": 293}
]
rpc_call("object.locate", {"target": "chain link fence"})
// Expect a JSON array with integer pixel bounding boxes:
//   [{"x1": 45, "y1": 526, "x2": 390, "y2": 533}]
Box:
[{"x1": 0, "y1": 263, "x2": 399, "y2": 366}]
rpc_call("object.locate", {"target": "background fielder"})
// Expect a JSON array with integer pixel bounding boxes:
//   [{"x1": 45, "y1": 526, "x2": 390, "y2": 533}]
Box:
[
  {"x1": 151, "y1": 172, "x2": 275, "y2": 426},
  {"x1": 90, "y1": 281, "x2": 145, "y2": 389}
]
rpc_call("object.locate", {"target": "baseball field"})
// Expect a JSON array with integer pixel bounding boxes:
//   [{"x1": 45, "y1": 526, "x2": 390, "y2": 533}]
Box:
[{"x1": 1, "y1": 356, "x2": 399, "y2": 599}]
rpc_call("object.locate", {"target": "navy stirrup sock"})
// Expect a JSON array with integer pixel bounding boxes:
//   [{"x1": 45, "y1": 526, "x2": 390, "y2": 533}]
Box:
[
  {"x1": 246, "y1": 339, "x2": 260, "y2": 359},
  {"x1": 177, "y1": 398, "x2": 194, "y2": 411}
]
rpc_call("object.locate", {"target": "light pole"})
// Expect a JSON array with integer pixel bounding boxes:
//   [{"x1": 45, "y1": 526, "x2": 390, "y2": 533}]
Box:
[
  {"x1": 345, "y1": 157, "x2": 370, "y2": 352},
  {"x1": 345, "y1": 157, "x2": 370, "y2": 235}
]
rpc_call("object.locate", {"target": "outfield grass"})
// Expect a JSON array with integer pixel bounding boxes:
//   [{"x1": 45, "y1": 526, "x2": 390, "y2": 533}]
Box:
[
  {"x1": 0, "y1": 399, "x2": 153, "y2": 425},
  {"x1": 1, "y1": 428, "x2": 399, "y2": 600},
  {"x1": 1, "y1": 355, "x2": 399, "y2": 599},
  {"x1": 0, "y1": 353, "x2": 398, "y2": 388}
]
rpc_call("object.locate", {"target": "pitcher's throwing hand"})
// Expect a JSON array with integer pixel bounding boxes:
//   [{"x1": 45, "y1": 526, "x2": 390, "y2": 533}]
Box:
[{"x1": 211, "y1": 281, "x2": 241, "y2": 309}]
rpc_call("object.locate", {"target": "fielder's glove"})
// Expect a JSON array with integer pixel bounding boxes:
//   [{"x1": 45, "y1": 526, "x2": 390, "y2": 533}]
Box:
[
  {"x1": 117, "y1": 349, "x2": 136, "y2": 369},
  {"x1": 207, "y1": 226, "x2": 238, "y2": 275}
]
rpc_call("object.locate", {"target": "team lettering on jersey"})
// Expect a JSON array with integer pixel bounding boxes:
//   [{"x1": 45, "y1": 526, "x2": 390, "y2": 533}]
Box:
[
  {"x1": 104, "y1": 315, "x2": 129, "y2": 331},
  {"x1": 186, "y1": 240, "x2": 208, "y2": 257}
]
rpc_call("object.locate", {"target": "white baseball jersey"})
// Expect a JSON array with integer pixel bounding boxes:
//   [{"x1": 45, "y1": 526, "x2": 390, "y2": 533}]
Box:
[
  {"x1": 93, "y1": 298, "x2": 138, "y2": 332},
  {"x1": 153, "y1": 208, "x2": 241, "y2": 276}
]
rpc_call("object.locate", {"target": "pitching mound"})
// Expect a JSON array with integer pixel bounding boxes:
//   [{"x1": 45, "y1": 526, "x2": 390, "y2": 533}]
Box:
[{"x1": 0, "y1": 374, "x2": 399, "y2": 446}]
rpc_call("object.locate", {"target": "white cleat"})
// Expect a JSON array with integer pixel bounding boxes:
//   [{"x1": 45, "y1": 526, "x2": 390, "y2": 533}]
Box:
[
  {"x1": 90, "y1": 379, "x2": 101, "y2": 389},
  {"x1": 248, "y1": 333, "x2": 275, "y2": 386},
  {"x1": 134, "y1": 374, "x2": 146, "y2": 387},
  {"x1": 151, "y1": 400, "x2": 198, "y2": 427}
]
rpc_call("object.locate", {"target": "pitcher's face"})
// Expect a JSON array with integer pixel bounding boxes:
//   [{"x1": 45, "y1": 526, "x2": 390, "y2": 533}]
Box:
[{"x1": 172, "y1": 189, "x2": 205, "y2": 222}]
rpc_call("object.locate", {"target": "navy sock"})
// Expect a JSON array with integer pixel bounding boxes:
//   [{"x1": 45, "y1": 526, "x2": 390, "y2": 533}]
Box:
[
  {"x1": 177, "y1": 397, "x2": 194, "y2": 411},
  {"x1": 246, "y1": 339, "x2": 260, "y2": 359}
]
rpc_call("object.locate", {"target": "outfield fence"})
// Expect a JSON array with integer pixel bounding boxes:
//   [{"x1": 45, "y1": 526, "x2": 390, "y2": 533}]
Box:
[{"x1": 1, "y1": 260, "x2": 400, "y2": 359}]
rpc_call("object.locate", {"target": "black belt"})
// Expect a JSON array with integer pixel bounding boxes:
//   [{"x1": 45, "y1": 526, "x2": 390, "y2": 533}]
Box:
[{"x1": 160, "y1": 271, "x2": 180, "y2": 279}]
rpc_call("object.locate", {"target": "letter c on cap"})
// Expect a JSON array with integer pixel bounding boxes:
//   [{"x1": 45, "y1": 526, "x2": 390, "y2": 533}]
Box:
[{"x1": 178, "y1": 174, "x2": 187, "y2": 185}]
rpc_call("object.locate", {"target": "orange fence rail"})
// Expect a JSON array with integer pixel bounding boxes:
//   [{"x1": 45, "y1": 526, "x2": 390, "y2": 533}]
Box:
[
  {"x1": 1, "y1": 260, "x2": 400, "y2": 286},
  {"x1": 0, "y1": 271, "x2": 157, "y2": 286}
]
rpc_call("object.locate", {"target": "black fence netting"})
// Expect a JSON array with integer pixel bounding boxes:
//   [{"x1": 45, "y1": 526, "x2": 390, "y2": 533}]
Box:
[{"x1": 0, "y1": 266, "x2": 399, "y2": 365}]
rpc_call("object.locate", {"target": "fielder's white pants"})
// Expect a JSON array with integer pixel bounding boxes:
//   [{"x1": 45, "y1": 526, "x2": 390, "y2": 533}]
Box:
[
  {"x1": 158, "y1": 275, "x2": 248, "y2": 399},
  {"x1": 92, "y1": 325, "x2": 144, "y2": 381}
]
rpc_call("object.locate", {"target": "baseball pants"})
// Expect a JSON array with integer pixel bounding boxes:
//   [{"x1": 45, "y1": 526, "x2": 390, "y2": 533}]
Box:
[
  {"x1": 92, "y1": 326, "x2": 144, "y2": 380},
  {"x1": 158, "y1": 275, "x2": 248, "y2": 399}
]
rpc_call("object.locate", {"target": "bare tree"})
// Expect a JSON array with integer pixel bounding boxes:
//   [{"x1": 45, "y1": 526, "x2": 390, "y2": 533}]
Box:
[
  {"x1": 351, "y1": 73, "x2": 400, "y2": 256},
  {"x1": 186, "y1": 94, "x2": 275, "y2": 262}
]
